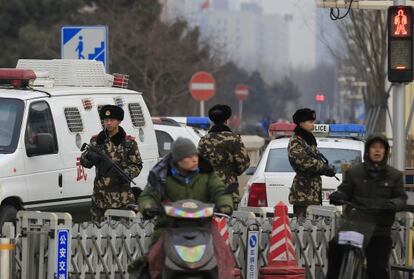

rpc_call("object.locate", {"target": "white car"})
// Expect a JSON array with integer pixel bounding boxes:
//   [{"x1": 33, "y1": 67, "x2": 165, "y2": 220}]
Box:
[
  {"x1": 153, "y1": 117, "x2": 208, "y2": 157},
  {"x1": 239, "y1": 123, "x2": 365, "y2": 215}
]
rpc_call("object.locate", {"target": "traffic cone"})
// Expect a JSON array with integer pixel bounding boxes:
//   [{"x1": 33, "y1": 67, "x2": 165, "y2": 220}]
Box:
[
  {"x1": 260, "y1": 202, "x2": 306, "y2": 279},
  {"x1": 212, "y1": 216, "x2": 230, "y2": 245},
  {"x1": 212, "y1": 216, "x2": 241, "y2": 278}
]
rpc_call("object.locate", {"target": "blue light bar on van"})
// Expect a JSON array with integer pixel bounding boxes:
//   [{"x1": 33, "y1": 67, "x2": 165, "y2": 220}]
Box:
[
  {"x1": 329, "y1": 124, "x2": 366, "y2": 138},
  {"x1": 186, "y1": 117, "x2": 211, "y2": 129}
]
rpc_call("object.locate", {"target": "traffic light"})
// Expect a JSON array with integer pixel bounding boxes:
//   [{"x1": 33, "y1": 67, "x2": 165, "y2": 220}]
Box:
[
  {"x1": 388, "y1": 6, "x2": 413, "y2": 83},
  {"x1": 315, "y1": 93, "x2": 325, "y2": 102}
]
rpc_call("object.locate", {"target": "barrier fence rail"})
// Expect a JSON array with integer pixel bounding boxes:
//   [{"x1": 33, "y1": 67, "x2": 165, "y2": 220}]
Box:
[{"x1": 1, "y1": 206, "x2": 413, "y2": 279}]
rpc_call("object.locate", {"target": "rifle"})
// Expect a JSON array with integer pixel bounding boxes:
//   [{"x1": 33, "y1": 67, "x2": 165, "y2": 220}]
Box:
[
  {"x1": 80, "y1": 143, "x2": 136, "y2": 185},
  {"x1": 315, "y1": 150, "x2": 340, "y2": 181}
]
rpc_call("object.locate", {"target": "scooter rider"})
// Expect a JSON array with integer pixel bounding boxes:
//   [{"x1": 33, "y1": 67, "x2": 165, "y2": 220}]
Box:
[
  {"x1": 128, "y1": 137, "x2": 234, "y2": 277},
  {"x1": 327, "y1": 134, "x2": 407, "y2": 279}
]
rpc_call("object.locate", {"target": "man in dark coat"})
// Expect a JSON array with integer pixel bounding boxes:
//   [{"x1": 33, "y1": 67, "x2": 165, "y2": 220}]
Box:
[
  {"x1": 288, "y1": 108, "x2": 336, "y2": 217},
  {"x1": 327, "y1": 134, "x2": 407, "y2": 279}
]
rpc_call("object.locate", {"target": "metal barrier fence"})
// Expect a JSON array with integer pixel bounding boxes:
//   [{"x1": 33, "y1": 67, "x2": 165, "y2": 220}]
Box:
[{"x1": 1, "y1": 207, "x2": 413, "y2": 279}]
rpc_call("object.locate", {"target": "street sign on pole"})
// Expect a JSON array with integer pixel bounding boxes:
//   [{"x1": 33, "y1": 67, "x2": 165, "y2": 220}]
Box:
[
  {"x1": 235, "y1": 84, "x2": 249, "y2": 126},
  {"x1": 235, "y1": 84, "x2": 249, "y2": 101},
  {"x1": 189, "y1": 72, "x2": 216, "y2": 116},
  {"x1": 61, "y1": 26, "x2": 108, "y2": 71}
]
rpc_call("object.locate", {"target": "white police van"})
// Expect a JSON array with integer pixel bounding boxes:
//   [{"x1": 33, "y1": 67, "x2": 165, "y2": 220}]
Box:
[
  {"x1": 239, "y1": 123, "x2": 365, "y2": 215},
  {"x1": 0, "y1": 59, "x2": 158, "y2": 227}
]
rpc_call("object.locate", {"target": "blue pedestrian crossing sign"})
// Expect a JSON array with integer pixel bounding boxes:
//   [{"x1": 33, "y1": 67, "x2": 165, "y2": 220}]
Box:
[{"x1": 61, "y1": 26, "x2": 108, "y2": 70}]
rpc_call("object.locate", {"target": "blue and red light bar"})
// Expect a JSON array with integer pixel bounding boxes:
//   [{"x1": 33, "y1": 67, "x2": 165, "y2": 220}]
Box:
[
  {"x1": 186, "y1": 117, "x2": 210, "y2": 129},
  {"x1": 269, "y1": 123, "x2": 366, "y2": 139}
]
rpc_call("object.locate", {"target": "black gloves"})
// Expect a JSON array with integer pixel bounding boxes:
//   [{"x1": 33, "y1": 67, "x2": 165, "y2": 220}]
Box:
[
  {"x1": 329, "y1": 191, "x2": 347, "y2": 205},
  {"x1": 83, "y1": 151, "x2": 101, "y2": 166},
  {"x1": 382, "y1": 201, "x2": 397, "y2": 212},
  {"x1": 324, "y1": 165, "x2": 336, "y2": 177},
  {"x1": 142, "y1": 206, "x2": 161, "y2": 219},
  {"x1": 218, "y1": 205, "x2": 233, "y2": 216}
]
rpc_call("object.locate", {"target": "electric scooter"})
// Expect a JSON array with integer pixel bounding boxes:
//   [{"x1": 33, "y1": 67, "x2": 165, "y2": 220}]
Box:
[{"x1": 160, "y1": 199, "x2": 220, "y2": 279}]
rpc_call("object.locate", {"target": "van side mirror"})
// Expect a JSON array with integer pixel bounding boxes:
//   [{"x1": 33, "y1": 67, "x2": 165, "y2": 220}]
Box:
[
  {"x1": 26, "y1": 133, "x2": 55, "y2": 157},
  {"x1": 245, "y1": 166, "x2": 257, "y2": 176}
]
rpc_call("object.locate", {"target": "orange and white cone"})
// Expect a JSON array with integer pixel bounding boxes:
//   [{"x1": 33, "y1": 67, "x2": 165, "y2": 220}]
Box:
[
  {"x1": 213, "y1": 216, "x2": 241, "y2": 278},
  {"x1": 213, "y1": 216, "x2": 230, "y2": 246},
  {"x1": 260, "y1": 202, "x2": 305, "y2": 279}
]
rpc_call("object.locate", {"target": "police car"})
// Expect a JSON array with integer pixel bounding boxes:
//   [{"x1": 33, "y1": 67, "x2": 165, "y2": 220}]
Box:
[
  {"x1": 0, "y1": 59, "x2": 159, "y2": 227},
  {"x1": 153, "y1": 117, "x2": 208, "y2": 157},
  {"x1": 239, "y1": 123, "x2": 365, "y2": 215}
]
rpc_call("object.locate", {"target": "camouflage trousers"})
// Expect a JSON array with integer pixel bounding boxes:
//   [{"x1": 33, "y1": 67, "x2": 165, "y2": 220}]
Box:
[
  {"x1": 91, "y1": 183, "x2": 136, "y2": 223},
  {"x1": 90, "y1": 205, "x2": 106, "y2": 223}
]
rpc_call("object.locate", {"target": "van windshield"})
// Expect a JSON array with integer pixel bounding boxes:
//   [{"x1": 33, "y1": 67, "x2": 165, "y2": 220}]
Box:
[
  {"x1": 265, "y1": 148, "x2": 362, "y2": 173},
  {"x1": 0, "y1": 99, "x2": 24, "y2": 153}
]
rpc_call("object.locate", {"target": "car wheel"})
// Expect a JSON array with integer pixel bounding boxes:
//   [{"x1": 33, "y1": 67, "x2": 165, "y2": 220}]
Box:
[{"x1": 0, "y1": 205, "x2": 18, "y2": 233}]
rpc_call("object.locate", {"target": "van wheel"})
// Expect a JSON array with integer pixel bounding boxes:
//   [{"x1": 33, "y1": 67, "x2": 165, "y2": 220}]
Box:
[{"x1": 0, "y1": 205, "x2": 18, "y2": 232}]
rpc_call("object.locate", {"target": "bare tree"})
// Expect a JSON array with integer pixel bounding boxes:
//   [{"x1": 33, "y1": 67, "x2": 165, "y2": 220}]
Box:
[
  {"x1": 81, "y1": 1, "x2": 219, "y2": 115},
  {"x1": 340, "y1": 10, "x2": 388, "y2": 132},
  {"x1": 319, "y1": 9, "x2": 388, "y2": 132}
]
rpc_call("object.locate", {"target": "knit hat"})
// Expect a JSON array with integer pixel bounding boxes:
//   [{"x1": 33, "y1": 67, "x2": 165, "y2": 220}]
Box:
[
  {"x1": 208, "y1": 104, "x2": 232, "y2": 124},
  {"x1": 292, "y1": 108, "x2": 316, "y2": 125},
  {"x1": 99, "y1": 105, "x2": 124, "y2": 121},
  {"x1": 171, "y1": 137, "x2": 198, "y2": 162}
]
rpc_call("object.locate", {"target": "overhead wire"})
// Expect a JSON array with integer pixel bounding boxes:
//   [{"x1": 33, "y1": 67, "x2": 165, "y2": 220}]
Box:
[{"x1": 330, "y1": 0, "x2": 355, "y2": 20}]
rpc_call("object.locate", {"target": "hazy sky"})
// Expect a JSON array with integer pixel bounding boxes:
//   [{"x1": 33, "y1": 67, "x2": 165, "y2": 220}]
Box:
[{"x1": 260, "y1": 0, "x2": 319, "y2": 68}]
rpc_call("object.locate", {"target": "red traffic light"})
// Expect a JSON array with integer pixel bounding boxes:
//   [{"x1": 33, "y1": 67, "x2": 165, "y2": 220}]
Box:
[
  {"x1": 388, "y1": 6, "x2": 413, "y2": 82},
  {"x1": 389, "y1": 7, "x2": 412, "y2": 38},
  {"x1": 315, "y1": 94, "x2": 325, "y2": 102}
]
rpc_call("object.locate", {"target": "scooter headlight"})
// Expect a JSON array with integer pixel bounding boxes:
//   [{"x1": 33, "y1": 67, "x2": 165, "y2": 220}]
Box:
[{"x1": 174, "y1": 244, "x2": 206, "y2": 263}]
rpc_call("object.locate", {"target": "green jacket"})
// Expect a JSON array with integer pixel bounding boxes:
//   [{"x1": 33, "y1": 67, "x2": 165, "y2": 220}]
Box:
[{"x1": 138, "y1": 154, "x2": 233, "y2": 211}]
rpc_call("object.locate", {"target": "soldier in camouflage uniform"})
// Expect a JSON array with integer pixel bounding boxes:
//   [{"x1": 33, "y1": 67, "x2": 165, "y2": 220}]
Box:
[
  {"x1": 198, "y1": 104, "x2": 250, "y2": 207},
  {"x1": 288, "y1": 108, "x2": 336, "y2": 217},
  {"x1": 80, "y1": 105, "x2": 143, "y2": 222}
]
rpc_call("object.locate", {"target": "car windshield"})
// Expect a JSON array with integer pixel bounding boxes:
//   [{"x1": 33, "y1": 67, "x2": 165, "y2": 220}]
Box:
[
  {"x1": 265, "y1": 147, "x2": 362, "y2": 173},
  {"x1": 0, "y1": 98, "x2": 24, "y2": 154}
]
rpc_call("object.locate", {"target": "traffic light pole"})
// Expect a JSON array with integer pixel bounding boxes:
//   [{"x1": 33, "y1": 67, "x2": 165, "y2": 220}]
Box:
[
  {"x1": 393, "y1": 84, "x2": 406, "y2": 170},
  {"x1": 392, "y1": 0, "x2": 407, "y2": 171}
]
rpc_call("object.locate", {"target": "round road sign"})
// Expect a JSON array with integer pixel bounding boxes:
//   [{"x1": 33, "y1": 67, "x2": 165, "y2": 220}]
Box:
[{"x1": 189, "y1": 71, "x2": 216, "y2": 101}]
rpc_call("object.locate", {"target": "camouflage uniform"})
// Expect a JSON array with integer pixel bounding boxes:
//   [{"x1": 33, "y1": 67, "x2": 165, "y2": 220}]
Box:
[
  {"x1": 81, "y1": 126, "x2": 143, "y2": 222},
  {"x1": 198, "y1": 129, "x2": 250, "y2": 205},
  {"x1": 288, "y1": 134, "x2": 327, "y2": 206}
]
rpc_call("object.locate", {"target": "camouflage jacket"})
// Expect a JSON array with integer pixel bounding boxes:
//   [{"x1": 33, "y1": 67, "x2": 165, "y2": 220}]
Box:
[
  {"x1": 288, "y1": 134, "x2": 327, "y2": 205},
  {"x1": 198, "y1": 125, "x2": 250, "y2": 186},
  {"x1": 80, "y1": 126, "x2": 143, "y2": 210}
]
